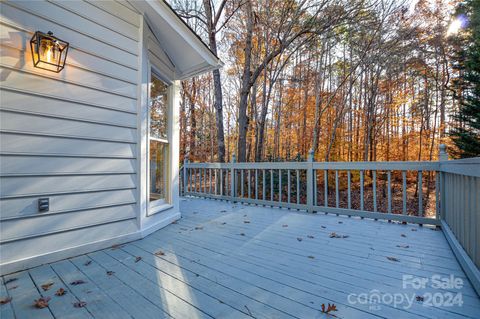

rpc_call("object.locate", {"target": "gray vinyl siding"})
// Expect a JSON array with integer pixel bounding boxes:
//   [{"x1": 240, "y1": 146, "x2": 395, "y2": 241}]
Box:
[{"x1": 0, "y1": 0, "x2": 164, "y2": 270}]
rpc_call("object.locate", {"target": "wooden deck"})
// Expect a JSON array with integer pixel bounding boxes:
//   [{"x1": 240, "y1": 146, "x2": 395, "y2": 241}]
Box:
[{"x1": 1, "y1": 198, "x2": 479, "y2": 319}]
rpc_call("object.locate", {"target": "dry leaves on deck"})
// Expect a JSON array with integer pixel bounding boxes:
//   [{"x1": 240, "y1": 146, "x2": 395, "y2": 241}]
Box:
[
  {"x1": 307, "y1": 255, "x2": 315, "y2": 259},
  {"x1": 396, "y1": 244, "x2": 410, "y2": 248},
  {"x1": 329, "y1": 232, "x2": 349, "y2": 239},
  {"x1": 416, "y1": 296, "x2": 424, "y2": 302},
  {"x1": 111, "y1": 244, "x2": 124, "y2": 250},
  {"x1": 154, "y1": 251, "x2": 165, "y2": 256},
  {"x1": 55, "y1": 288, "x2": 66, "y2": 296},
  {"x1": 401, "y1": 234, "x2": 407, "y2": 238},
  {"x1": 135, "y1": 256, "x2": 142, "y2": 263},
  {"x1": 282, "y1": 224, "x2": 288, "y2": 228},
  {"x1": 73, "y1": 301, "x2": 87, "y2": 308},
  {"x1": 106, "y1": 271, "x2": 115, "y2": 276},
  {"x1": 41, "y1": 282, "x2": 54, "y2": 291},
  {"x1": 0, "y1": 297, "x2": 12, "y2": 305},
  {"x1": 195, "y1": 226, "x2": 203, "y2": 230},
  {"x1": 244, "y1": 220, "x2": 250, "y2": 224},
  {"x1": 387, "y1": 256, "x2": 400, "y2": 262},
  {"x1": 321, "y1": 303, "x2": 338, "y2": 314},
  {"x1": 84, "y1": 261, "x2": 92, "y2": 266},
  {"x1": 34, "y1": 297, "x2": 50, "y2": 309},
  {"x1": 307, "y1": 235, "x2": 315, "y2": 239},
  {"x1": 70, "y1": 280, "x2": 86, "y2": 286},
  {"x1": 239, "y1": 233, "x2": 246, "y2": 236},
  {"x1": 297, "y1": 237, "x2": 303, "y2": 242}
]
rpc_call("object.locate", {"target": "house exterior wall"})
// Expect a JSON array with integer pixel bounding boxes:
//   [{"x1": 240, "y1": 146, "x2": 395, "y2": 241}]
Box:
[{"x1": 0, "y1": 0, "x2": 180, "y2": 275}]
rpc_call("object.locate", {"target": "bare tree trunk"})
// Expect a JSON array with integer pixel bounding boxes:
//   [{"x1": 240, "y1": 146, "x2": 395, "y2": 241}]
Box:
[
  {"x1": 237, "y1": 0, "x2": 253, "y2": 162},
  {"x1": 203, "y1": 0, "x2": 226, "y2": 162}
]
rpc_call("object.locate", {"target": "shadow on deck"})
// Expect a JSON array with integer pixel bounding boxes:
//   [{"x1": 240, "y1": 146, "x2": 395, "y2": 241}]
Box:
[{"x1": 2, "y1": 197, "x2": 479, "y2": 318}]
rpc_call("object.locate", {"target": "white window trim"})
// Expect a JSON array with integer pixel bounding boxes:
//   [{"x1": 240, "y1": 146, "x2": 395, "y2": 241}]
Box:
[{"x1": 147, "y1": 64, "x2": 173, "y2": 216}]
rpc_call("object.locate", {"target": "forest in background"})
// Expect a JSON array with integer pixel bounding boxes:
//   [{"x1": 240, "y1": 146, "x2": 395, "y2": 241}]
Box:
[{"x1": 169, "y1": 0, "x2": 479, "y2": 163}]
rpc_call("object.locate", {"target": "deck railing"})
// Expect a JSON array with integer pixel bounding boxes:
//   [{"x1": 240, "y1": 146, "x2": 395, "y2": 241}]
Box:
[{"x1": 180, "y1": 147, "x2": 480, "y2": 293}]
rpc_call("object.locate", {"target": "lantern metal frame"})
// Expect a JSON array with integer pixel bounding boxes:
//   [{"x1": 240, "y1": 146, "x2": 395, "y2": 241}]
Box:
[{"x1": 30, "y1": 31, "x2": 69, "y2": 73}]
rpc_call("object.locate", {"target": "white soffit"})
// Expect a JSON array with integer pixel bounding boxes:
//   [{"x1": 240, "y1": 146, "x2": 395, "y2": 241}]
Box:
[{"x1": 130, "y1": 0, "x2": 223, "y2": 79}]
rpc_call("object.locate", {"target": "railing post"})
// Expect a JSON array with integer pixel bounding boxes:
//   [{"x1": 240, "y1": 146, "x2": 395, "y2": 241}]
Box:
[
  {"x1": 438, "y1": 144, "x2": 448, "y2": 221},
  {"x1": 307, "y1": 149, "x2": 314, "y2": 213},
  {"x1": 231, "y1": 154, "x2": 236, "y2": 202},
  {"x1": 183, "y1": 156, "x2": 189, "y2": 196}
]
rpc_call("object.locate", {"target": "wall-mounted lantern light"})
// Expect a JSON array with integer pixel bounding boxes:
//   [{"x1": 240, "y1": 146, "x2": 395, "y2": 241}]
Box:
[{"x1": 30, "y1": 31, "x2": 69, "y2": 73}]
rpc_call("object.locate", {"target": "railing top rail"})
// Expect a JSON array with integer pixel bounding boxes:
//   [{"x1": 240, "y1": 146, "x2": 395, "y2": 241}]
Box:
[{"x1": 184, "y1": 161, "x2": 440, "y2": 171}]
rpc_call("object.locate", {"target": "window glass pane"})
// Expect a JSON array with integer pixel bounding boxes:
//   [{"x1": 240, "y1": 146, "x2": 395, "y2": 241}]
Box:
[
  {"x1": 149, "y1": 140, "x2": 168, "y2": 202},
  {"x1": 150, "y1": 75, "x2": 168, "y2": 139}
]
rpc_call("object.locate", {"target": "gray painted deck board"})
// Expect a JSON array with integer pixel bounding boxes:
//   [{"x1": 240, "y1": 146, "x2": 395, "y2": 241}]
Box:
[{"x1": 2, "y1": 198, "x2": 479, "y2": 318}]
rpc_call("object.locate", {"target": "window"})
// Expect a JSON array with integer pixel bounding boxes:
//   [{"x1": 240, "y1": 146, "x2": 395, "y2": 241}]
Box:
[{"x1": 149, "y1": 73, "x2": 169, "y2": 204}]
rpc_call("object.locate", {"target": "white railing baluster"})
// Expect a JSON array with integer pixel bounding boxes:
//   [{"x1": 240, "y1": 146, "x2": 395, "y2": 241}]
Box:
[
  {"x1": 270, "y1": 169, "x2": 274, "y2": 202},
  {"x1": 220, "y1": 169, "x2": 223, "y2": 196},
  {"x1": 255, "y1": 169, "x2": 258, "y2": 200},
  {"x1": 313, "y1": 169, "x2": 317, "y2": 206},
  {"x1": 347, "y1": 170, "x2": 351, "y2": 209},
  {"x1": 296, "y1": 169, "x2": 300, "y2": 204},
  {"x1": 287, "y1": 170, "x2": 291, "y2": 205},
  {"x1": 402, "y1": 170, "x2": 407, "y2": 215},
  {"x1": 214, "y1": 169, "x2": 217, "y2": 195},
  {"x1": 335, "y1": 170, "x2": 339, "y2": 208},
  {"x1": 418, "y1": 171, "x2": 423, "y2": 217},
  {"x1": 387, "y1": 171, "x2": 392, "y2": 214},
  {"x1": 263, "y1": 169, "x2": 266, "y2": 201},
  {"x1": 279, "y1": 169, "x2": 282, "y2": 203},
  {"x1": 324, "y1": 170, "x2": 328, "y2": 207},
  {"x1": 373, "y1": 170, "x2": 377, "y2": 212},
  {"x1": 360, "y1": 170, "x2": 364, "y2": 211},
  {"x1": 241, "y1": 170, "x2": 244, "y2": 198},
  {"x1": 248, "y1": 169, "x2": 251, "y2": 199}
]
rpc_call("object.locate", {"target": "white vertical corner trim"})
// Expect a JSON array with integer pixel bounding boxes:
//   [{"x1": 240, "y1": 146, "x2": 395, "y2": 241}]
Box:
[
  {"x1": 137, "y1": 17, "x2": 149, "y2": 228},
  {"x1": 170, "y1": 80, "x2": 181, "y2": 211}
]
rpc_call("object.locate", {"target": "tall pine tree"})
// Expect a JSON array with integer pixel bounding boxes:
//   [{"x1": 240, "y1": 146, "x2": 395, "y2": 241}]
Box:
[{"x1": 450, "y1": 0, "x2": 480, "y2": 158}]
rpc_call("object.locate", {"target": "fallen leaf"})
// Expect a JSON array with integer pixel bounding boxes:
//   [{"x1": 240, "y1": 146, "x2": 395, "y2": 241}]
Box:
[
  {"x1": 243, "y1": 214, "x2": 247, "y2": 217},
  {"x1": 416, "y1": 296, "x2": 424, "y2": 302},
  {"x1": 307, "y1": 255, "x2": 315, "y2": 259},
  {"x1": 307, "y1": 235, "x2": 314, "y2": 239},
  {"x1": 401, "y1": 234, "x2": 406, "y2": 238},
  {"x1": 321, "y1": 226, "x2": 326, "y2": 229},
  {"x1": 221, "y1": 222, "x2": 227, "y2": 225},
  {"x1": 180, "y1": 227, "x2": 188, "y2": 231},
  {"x1": 73, "y1": 301, "x2": 87, "y2": 308},
  {"x1": 297, "y1": 237, "x2": 303, "y2": 242},
  {"x1": 154, "y1": 251, "x2": 165, "y2": 256},
  {"x1": 0, "y1": 297, "x2": 12, "y2": 305},
  {"x1": 220, "y1": 210, "x2": 227, "y2": 213},
  {"x1": 239, "y1": 233, "x2": 245, "y2": 236},
  {"x1": 34, "y1": 297, "x2": 50, "y2": 309},
  {"x1": 171, "y1": 221, "x2": 178, "y2": 224},
  {"x1": 70, "y1": 280, "x2": 86, "y2": 286},
  {"x1": 195, "y1": 226, "x2": 203, "y2": 230},
  {"x1": 396, "y1": 244, "x2": 410, "y2": 249},
  {"x1": 321, "y1": 303, "x2": 338, "y2": 314},
  {"x1": 411, "y1": 228, "x2": 417, "y2": 232},
  {"x1": 8, "y1": 286, "x2": 18, "y2": 290},
  {"x1": 4, "y1": 278, "x2": 17, "y2": 285},
  {"x1": 338, "y1": 221, "x2": 343, "y2": 224},
  {"x1": 135, "y1": 256, "x2": 142, "y2": 263},
  {"x1": 106, "y1": 271, "x2": 115, "y2": 276},
  {"x1": 282, "y1": 224, "x2": 288, "y2": 227},
  {"x1": 55, "y1": 288, "x2": 66, "y2": 296},
  {"x1": 387, "y1": 256, "x2": 400, "y2": 262},
  {"x1": 193, "y1": 211, "x2": 198, "y2": 214},
  {"x1": 111, "y1": 244, "x2": 123, "y2": 250},
  {"x1": 84, "y1": 261, "x2": 92, "y2": 266},
  {"x1": 244, "y1": 220, "x2": 250, "y2": 224},
  {"x1": 329, "y1": 232, "x2": 349, "y2": 239},
  {"x1": 41, "y1": 282, "x2": 54, "y2": 291}
]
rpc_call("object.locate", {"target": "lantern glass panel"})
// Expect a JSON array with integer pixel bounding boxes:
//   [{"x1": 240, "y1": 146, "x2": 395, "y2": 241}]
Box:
[{"x1": 30, "y1": 31, "x2": 69, "y2": 73}]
